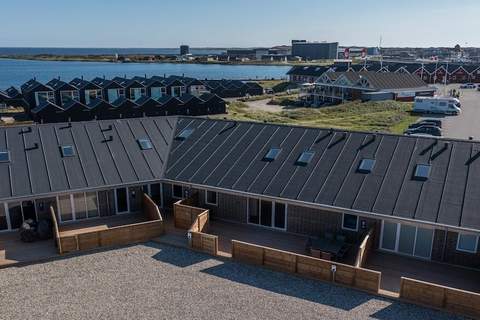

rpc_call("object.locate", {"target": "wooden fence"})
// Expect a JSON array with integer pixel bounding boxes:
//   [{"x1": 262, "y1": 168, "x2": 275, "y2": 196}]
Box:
[
  {"x1": 354, "y1": 227, "x2": 375, "y2": 268},
  {"x1": 188, "y1": 209, "x2": 218, "y2": 256},
  {"x1": 173, "y1": 198, "x2": 207, "y2": 229},
  {"x1": 400, "y1": 277, "x2": 480, "y2": 319},
  {"x1": 232, "y1": 240, "x2": 381, "y2": 294},
  {"x1": 52, "y1": 194, "x2": 165, "y2": 254}
]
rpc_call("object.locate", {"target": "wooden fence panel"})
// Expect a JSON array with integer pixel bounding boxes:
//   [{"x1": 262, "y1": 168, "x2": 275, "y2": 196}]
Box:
[
  {"x1": 77, "y1": 232, "x2": 100, "y2": 251},
  {"x1": 232, "y1": 241, "x2": 264, "y2": 265},
  {"x1": 296, "y1": 256, "x2": 332, "y2": 282},
  {"x1": 354, "y1": 268, "x2": 381, "y2": 293},
  {"x1": 445, "y1": 288, "x2": 480, "y2": 317},
  {"x1": 60, "y1": 236, "x2": 77, "y2": 253},
  {"x1": 334, "y1": 264, "x2": 356, "y2": 287},
  {"x1": 400, "y1": 278, "x2": 480, "y2": 318},
  {"x1": 99, "y1": 227, "x2": 132, "y2": 247},
  {"x1": 263, "y1": 248, "x2": 297, "y2": 273}
]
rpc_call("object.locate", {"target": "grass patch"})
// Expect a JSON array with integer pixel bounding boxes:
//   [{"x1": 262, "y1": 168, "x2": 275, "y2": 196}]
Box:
[{"x1": 214, "y1": 100, "x2": 418, "y2": 134}]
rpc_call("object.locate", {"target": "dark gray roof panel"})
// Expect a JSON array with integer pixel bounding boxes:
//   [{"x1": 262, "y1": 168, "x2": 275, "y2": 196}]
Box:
[
  {"x1": 462, "y1": 146, "x2": 480, "y2": 229},
  {"x1": 24, "y1": 127, "x2": 52, "y2": 195}
]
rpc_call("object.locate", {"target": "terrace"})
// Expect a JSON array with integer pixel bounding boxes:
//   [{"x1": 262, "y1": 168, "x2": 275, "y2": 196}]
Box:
[
  {"x1": 157, "y1": 194, "x2": 480, "y2": 318},
  {"x1": 0, "y1": 194, "x2": 164, "y2": 267}
]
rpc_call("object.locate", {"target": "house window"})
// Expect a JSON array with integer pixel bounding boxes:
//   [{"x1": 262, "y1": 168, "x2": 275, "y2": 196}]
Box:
[
  {"x1": 263, "y1": 148, "x2": 281, "y2": 162},
  {"x1": 358, "y1": 159, "x2": 375, "y2": 173},
  {"x1": 456, "y1": 233, "x2": 478, "y2": 253},
  {"x1": 35, "y1": 91, "x2": 55, "y2": 106},
  {"x1": 342, "y1": 213, "x2": 358, "y2": 231},
  {"x1": 172, "y1": 185, "x2": 183, "y2": 199},
  {"x1": 414, "y1": 164, "x2": 431, "y2": 181},
  {"x1": 130, "y1": 88, "x2": 145, "y2": 101},
  {"x1": 137, "y1": 138, "x2": 153, "y2": 150},
  {"x1": 60, "y1": 90, "x2": 79, "y2": 105},
  {"x1": 58, "y1": 195, "x2": 73, "y2": 222},
  {"x1": 296, "y1": 151, "x2": 315, "y2": 166},
  {"x1": 205, "y1": 190, "x2": 217, "y2": 206},
  {"x1": 85, "y1": 90, "x2": 102, "y2": 104},
  {"x1": 150, "y1": 87, "x2": 163, "y2": 99}
]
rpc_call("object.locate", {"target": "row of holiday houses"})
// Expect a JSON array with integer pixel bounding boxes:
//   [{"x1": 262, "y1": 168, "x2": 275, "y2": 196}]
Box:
[
  {"x1": 288, "y1": 61, "x2": 480, "y2": 84},
  {"x1": 1, "y1": 75, "x2": 265, "y2": 123}
]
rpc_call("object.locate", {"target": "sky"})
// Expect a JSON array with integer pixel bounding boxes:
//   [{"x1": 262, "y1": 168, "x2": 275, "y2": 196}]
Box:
[{"x1": 1, "y1": 0, "x2": 479, "y2": 48}]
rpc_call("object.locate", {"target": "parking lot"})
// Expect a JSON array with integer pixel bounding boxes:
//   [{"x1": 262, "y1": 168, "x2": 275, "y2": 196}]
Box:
[
  {"x1": 421, "y1": 84, "x2": 480, "y2": 140},
  {"x1": 0, "y1": 243, "x2": 463, "y2": 320}
]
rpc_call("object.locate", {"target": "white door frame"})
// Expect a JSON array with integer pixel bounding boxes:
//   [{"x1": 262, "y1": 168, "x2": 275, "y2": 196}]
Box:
[{"x1": 247, "y1": 197, "x2": 287, "y2": 231}]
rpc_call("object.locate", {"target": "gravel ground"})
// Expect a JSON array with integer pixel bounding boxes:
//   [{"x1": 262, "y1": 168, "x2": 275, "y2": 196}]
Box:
[{"x1": 0, "y1": 243, "x2": 465, "y2": 320}]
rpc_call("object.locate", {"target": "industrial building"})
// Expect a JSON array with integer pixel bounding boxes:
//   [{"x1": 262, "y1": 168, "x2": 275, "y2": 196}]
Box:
[{"x1": 291, "y1": 40, "x2": 339, "y2": 60}]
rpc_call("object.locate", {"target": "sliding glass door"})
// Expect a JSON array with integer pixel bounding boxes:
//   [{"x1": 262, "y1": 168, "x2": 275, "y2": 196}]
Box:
[
  {"x1": 381, "y1": 221, "x2": 434, "y2": 259},
  {"x1": 248, "y1": 199, "x2": 287, "y2": 230}
]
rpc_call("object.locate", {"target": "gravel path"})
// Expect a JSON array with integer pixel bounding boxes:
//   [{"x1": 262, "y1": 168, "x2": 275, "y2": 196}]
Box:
[{"x1": 0, "y1": 243, "x2": 465, "y2": 320}]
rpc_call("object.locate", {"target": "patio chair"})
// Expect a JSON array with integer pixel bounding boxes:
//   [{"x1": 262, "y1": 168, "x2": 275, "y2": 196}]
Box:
[
  {"x1": 336, "y1": 244, "x2": 350, "y2": 260},
  {"x1": 310, "y1": 249, "x2": 321, "y2": 259},
  {"x1": 321, "y1": 252, "x2": 332, "y2": 261}
]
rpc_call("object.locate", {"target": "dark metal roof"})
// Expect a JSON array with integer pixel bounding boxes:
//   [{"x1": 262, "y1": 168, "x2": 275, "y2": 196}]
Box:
[
  {"x1": 0, "y1": 117, "x2": 177, "y2": 201},
  {"x1": 164, "y1": 117, "x2": 480, "y2": 231}
]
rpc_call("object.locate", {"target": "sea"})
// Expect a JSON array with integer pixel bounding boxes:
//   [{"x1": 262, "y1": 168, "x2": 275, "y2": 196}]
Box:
[{"x1": 0, "y1": 48, "x2": 291, "y2": 89}]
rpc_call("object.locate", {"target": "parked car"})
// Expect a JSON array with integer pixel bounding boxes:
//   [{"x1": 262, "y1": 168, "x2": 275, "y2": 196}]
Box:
[
  {"x1": 413, "y1": 97, "x2": 461, "y2": 115},
  {"x1": 264, "y1": 88, "x2": 274, "y2": 94},
  {"x1": 405, "y1": 125, "x2": 442, "y2": 137},
  {"x1": 408, "y1": 119, "x2": 442, "y2": 129},
  {"x1": 460, "y1": 83, "x2": 476, "y2": 89}
]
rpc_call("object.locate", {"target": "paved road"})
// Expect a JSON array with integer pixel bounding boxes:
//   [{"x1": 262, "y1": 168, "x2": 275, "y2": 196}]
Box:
[
  {"x1": 421, "y1": 84, "x2": 480, "y2": 140},
  {"x1": 0, "y1": 243, "x2": 463, "y2": 320}
]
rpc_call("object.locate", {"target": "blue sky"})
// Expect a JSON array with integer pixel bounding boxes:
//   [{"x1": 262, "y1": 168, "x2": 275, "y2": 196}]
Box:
[{"x1": 1, "y1": 0, "x2": 479, "y2": 48}]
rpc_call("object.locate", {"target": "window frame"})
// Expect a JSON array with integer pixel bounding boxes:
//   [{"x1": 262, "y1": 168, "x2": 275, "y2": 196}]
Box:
[
  {"x1": 0, "y1": 151, "x2": 10, "y2": 163},
  {"x1": 358, "y1": 158, "x2": 376, "y2": 173},
  {"x1": 60, "y1": 145, "x2": 76, "y2": 157},
  {"x1": 205, "y1": 190, "x2": 218, "y2": 206},
  {"x1": 413, "y1": 164, "x2": 431, "y2": 181},
  {"x1": 263, "y1": 148, "x2": 281, "y2": 162},
  {"x1": 296, "y1": 151, "x2": 315, "y2": 166},
  {"x1": 456, "y1": 233, "x2": 479, "y2": 254},
  {"x1": 342, "y1": 213, "x2": 359, "y2": 231},
  {"x1": 137, "y1": 138, "x2": 153, "y2": 150}
]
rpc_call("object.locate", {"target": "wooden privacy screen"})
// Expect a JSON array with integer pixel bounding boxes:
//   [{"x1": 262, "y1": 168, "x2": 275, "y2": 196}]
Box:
[
  {"x1": 53, "y1": 194, "x2": 165, "y2": 254},
  {"x1": 173, "y1": 199, "x2": 206, "y2": 229},
  {"x1": 400, "y1": 278, "x2": 480, "y2": 319},
  {"x1": 231, "y1": 240, "x2": 381, "y2": 294},
  {"x1": 354, "y1": 227, "x2": 375, "y2": 268}
]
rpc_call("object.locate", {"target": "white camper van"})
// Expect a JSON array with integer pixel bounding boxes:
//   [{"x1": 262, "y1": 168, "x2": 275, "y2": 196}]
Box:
[{"x1": 413, "y1": 97, "x2": 461, "y2": 115}]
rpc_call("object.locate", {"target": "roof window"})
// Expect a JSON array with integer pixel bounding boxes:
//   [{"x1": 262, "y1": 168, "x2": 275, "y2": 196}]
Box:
[
  {"x1": 414, "y1": 164, "x2": 431, "y2": 181},
  {"x1": 176, "y1": 128, "x2": 193, "y2": 140},
  {"x1": 296, "y1": 151, "x2": 315, "y2": 166},
  {"x1": 0, "y1": 151, "x2": 10, "y2": 163},
  {"x1": 263, "y1": 148, "x2": 281, "y2": 162},
  {"x1": 137, "y1": 138, "x2": 153, "y2": 150},
  {"x1": 60, "y1": 145, "x2": 75, "y2": 157},
  {"x1": 358, "y1": 159, "x2": 376, "y2": 173}
]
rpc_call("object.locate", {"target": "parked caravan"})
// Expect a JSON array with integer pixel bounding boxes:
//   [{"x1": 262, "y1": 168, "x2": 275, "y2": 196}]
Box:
[{"x1": 413, "y1": 97, "x2": 461, "y2": 115}]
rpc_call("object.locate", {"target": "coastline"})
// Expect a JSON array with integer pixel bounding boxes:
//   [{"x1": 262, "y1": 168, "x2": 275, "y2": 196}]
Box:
[{"x1": 0, "y1": 55, "x2": 329, "y2": 67}]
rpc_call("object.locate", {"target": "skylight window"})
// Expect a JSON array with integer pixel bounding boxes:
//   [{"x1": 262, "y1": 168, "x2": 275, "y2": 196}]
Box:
[
  {"x1": 358, "y1": 159, "x2": 376, "y2": 173},
  {"x1": 414, "y1": 164, "x2": 431, "y2": 181},
  {"x1": 0, "y1": 151, "x2": 10, "y2": 163},
  {"x1": 296, "y1": 151, "x2": 315, "y2": 166},
  {"x1": 60, "y1": 145, "x2": 75, "y2": 157},
  {"x1": 263, "y1": 148, "x2": 281, "y2": 162},
  {"x1": 137, "y1": 138, "x2": 153, "y2": 150},
  {"x1": 176, "y1": 128, "x2": 193, "y2": 140}
]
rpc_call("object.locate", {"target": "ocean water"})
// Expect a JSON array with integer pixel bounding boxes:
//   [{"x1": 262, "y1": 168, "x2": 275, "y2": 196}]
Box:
[
  {"x1": 0, "y1": 47, "x2": 225, "y2": 56},
  {"x1": 0, "y1": 58, "x2": 291, "y2": 89}
]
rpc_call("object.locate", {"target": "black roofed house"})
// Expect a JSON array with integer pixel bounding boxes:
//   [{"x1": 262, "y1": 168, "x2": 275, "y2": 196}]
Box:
[
  {"x1": 156, "y1": 95, "x2": 181, "y2": 116},
  {"x1": 30, "y1": 100, "x2": 66, "y2": 123},
  {"x1": 199, "y1": 93, "x2": 226, "y2": 114},
  {"x1": 92, "y1": 78, "x2": 126, "y2": 104},
  {"x1": 110, "y1": 96, "x2": 139, "y2": 119},
  {"x1": 177, "y1": 94, "x2": 203, "y2": 116},
  {"x1": 137, "y1": 96, "x2": 163, "y2": 117},
  {"x1": 87, "y1": 98, "x2": 116, "y2": 120},
  {"x1": 123, "y1": 96, "x2": 153, "y2": 118},
  {"x1": 311, "y1": 71, "x2": 435, "y2": 105},
  {"x1": 46, "y1": 78, "x2": 80, "y2": 107},
  {"x1": 20, "y1": 79, "x2": 55, "y2": 113},
  {"x1": 62, "y1": 100, "x2": 93, "y2": 122},
  {"x1": 165, "y1": 78, "x2": 187, "y2": 98},
  {"x1": 1, "y1": 116, "x2": 480, "y2": 274},
  {"x1": 124, "y1": 79, "x2": 146, "y2": 101},
  {"x1": 245, "y1": 82, "x2": 264, "y2": 96},
  {"x1": 287, "y1": 65, "x2": 330, "y2": 83},
  {"x1": 0, "y1": 87, "x2": 28, "y2": 109},
  {"x1": 184, "y1": 78, "x2": 208, "y2": 97},
  {"x1": 69, "y1": 78, "x2": 103, "y2": 105},
  {"x1": 144, "y1": 78, "x2": 167, "y2": 100}
]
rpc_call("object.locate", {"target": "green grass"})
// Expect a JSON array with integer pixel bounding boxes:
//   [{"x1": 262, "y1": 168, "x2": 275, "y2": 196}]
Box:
[{"x1": 214, "y1": 100, "x2": 418, "y2": 134}]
